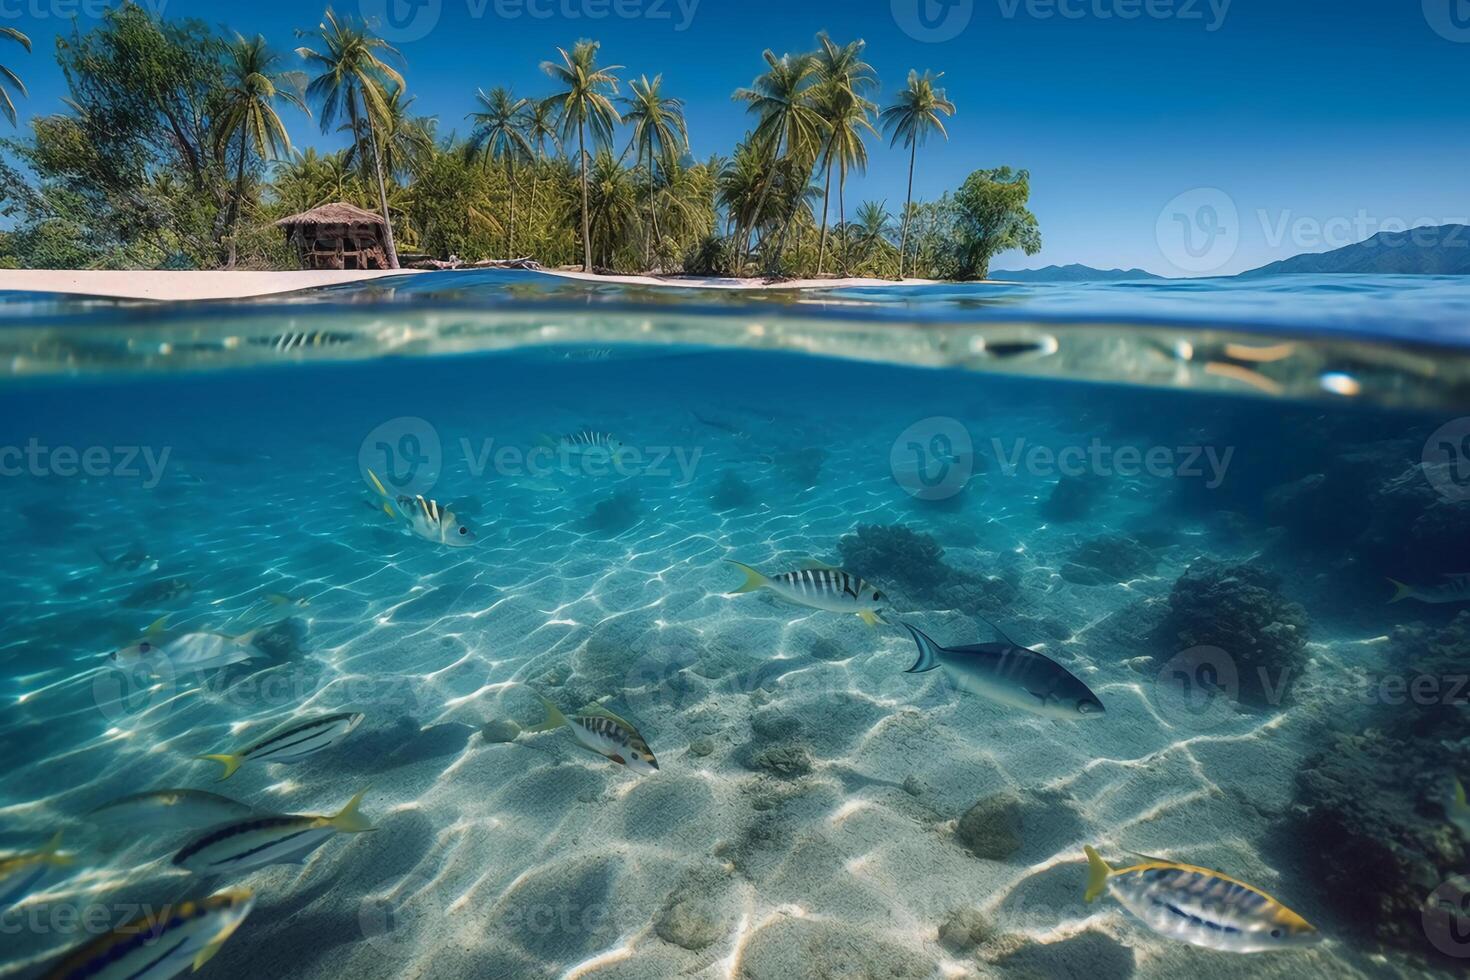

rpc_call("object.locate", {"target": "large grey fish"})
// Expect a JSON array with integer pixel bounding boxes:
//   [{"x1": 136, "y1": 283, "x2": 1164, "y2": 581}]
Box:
[
  {"x1": 727, "y1": 559, "x2": 889, "y2": 625},
  {"x1": 901, "y1": 621, "x2": 1105, "y2": 720},
  {"x1": 0, "y1": 832, "x2": 70, "y2": 913},
  {"x1": 195, "y1": 711, "x2": 364, "y2": 781},
  {"x1": 172, "y1": 790, "x2": 373, "y2": 874},
  {"x1": 40, "y1": 887, "x2": 254, "y2": 979},
  {"x1": 88, "y1": 790, "x2": 258, "y2": 835},
  {"x1": 1083, "y1": 846, "x2": 1320, "y2": 953},
  {"x1": 1388, "y1": 573, "x2": 1470, "y2": 604}
]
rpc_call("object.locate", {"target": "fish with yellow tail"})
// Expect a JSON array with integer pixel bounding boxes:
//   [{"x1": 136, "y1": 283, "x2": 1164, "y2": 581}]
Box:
[
  {"x1": 1, "y1": 831, "x2": 71, "y2": 913},
  {"x1": 41, "y1": 887, "x2": 254, "y2": 980},
  {"x1": 194, "y1": 711, "x2": 364, "y2": 781},
  {"x1": 525, "y1": 694, "x2": 659, "y2": 775},
  {"x1": 172, "y1": 789, "x2": 374, "y2": 874},
  {"x1": 1387, "y1": 574, "x2": 1470, "y2": 604},
  {"x1": 725, "y1": 559, "x2": 889, "y2": 625},
  {"x1": 1448, "y1": 778, "x2": 1470, "y2": 839},
  {"x1": 366, "y1": 470, "x2": 477, "y2": 547},
  {"x1": 110, "y1": 616, "x2": 266, "y2": 675},
  {"x1": 1082, "y1": 845, "x2": 1321, "y2": 953}
]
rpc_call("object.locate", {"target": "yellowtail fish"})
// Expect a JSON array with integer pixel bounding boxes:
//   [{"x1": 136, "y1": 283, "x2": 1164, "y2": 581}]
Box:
[
  {"x1": 901, "y1": 622, "x2": 1105, "y2": 721},
  {"x1": 172, "y1": 790, "x2": 373, "y2": 875},
  {"x1": 1387, "y1": 574, "x2": 1470, "y2": 604},
  {"x1": 1, "y1": 832, "x2": 71, "y2": 912},
  {"x1": 367, "y1": 471, "x2": 477, "y2": 547},
  {"x1": 263, "y1": 592, "x2": 310, "y2": 608},
  {"x1": 1449, "y1": 778, "x2": 1470, "y2": 839},
  {"x1": 195, "y1": 711, "x2": 364, "y2": 781},
  {"x1": 726, "y1": 559, "x2": 888, "y2": 625},
  {"x1": 1083, "y1": 846, "x2": 1320, "y2": 953},
  {"x1": 526, "y1": 695, "x2": 659, "y2": 775},
  {"x1": 110, "y1": 617, "x2": 266, "y2": 675},
  {"x1": 40, "y1": 887, "x2": 254, "y2": 980},
  {"x1": 88, "y1": 790, "x2": 257, "y2": 835}
]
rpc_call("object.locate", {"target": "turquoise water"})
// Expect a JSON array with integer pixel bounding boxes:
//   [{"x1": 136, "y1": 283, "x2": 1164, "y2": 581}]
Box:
[{"x1": 2, "y1": 271, "x2": 1469, "y2": 979}]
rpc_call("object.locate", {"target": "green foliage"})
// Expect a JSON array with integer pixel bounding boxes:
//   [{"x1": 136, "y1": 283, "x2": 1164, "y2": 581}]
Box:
[{"x1": 943, "y1": 167, "x2": 1042, "y2": 280}]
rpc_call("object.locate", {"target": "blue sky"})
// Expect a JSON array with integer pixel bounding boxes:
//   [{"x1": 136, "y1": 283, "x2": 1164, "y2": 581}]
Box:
[{"x1": 3, "y1": 0, "x2": 1468, "y2": 275}]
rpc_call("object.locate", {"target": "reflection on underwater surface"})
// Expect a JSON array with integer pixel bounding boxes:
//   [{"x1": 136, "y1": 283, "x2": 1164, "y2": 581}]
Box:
[{"x1": 1, "y1": 276, "x2": 1469, "y2": 978}]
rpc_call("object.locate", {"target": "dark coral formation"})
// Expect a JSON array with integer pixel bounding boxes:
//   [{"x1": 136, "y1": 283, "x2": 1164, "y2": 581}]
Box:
[
  {"x1": 1149, "y1": 559, "x2": 1309, "y2": 709},
  {"x1": 709, "y1": 470, "x2": 754, "y2": 511},
  {"x1": 836, "y1": 523, "x2": 1014, "y2": 611},
  {"x1": 1039, "y1": 472, "x2": 1106, "y2": 521},
  {"x1": 580, "y1": 489, "x2": 641, "y2": 534},
  {"x1": 1060, "y1": 534, "x2": 1158, "y2": 586}
]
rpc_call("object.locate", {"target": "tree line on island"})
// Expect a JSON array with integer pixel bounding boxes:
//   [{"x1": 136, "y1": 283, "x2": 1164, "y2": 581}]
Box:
[{"x1": 0, "y1": 3, "x2": 1041, "y2": 280}]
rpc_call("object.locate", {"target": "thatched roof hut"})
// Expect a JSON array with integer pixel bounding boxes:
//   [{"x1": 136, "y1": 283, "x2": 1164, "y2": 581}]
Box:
[{"x1": 275, "y1": 203, "x2": 391, "y2": 270}]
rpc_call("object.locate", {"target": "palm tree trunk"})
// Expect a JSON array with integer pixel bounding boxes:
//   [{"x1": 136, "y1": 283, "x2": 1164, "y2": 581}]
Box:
[
  {"x1": 742, "y1": 131, "x2": 784, "y2": 270},
  {"x1": 578, "y1": 120, "x2": 591, "y2": 272},
  {"x1": 838, "y1": 168, "x2": 847, "y2": 276},
  {"x1": 356, "y1": 94, "x2": 400, "y2": 269},
  {"x1": 507, "y1": 156, "x2": 516, "y2": 257},
  {"x1": 816, "y1": 154, "x2": 833, "y2": 277},
  {"x1": 898, "y1": 141, "x2": 916, "y2": 280},
  {"x1": 226, "y1": 125, "x2": 249, "y2": 269}
]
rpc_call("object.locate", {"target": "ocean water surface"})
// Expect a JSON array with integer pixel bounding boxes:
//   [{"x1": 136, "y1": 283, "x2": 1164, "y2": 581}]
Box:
[{"x1": 1, "y1": 271, "x2": 1469, "y2": 979}]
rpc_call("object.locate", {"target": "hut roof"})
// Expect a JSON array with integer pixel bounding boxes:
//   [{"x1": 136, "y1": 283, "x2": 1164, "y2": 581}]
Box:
[{"x1": 274, "y1": 202, "x2": 387, "y2": 228}]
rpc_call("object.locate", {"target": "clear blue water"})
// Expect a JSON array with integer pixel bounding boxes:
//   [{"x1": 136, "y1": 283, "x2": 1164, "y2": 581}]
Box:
[{"x1": 1, "y1": 271, "x2": 1468, "y2": 979}]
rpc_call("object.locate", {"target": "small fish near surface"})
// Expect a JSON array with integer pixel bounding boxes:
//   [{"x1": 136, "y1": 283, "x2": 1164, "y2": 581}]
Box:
[
  {"x1": 526, "y1": 695, "x2": 659, "y2": 775},
  {"x1": 110, "y1": 617, "x2": 267, "y2": 677},
  {"x1": 195, "y1": 711, "x2": 365, "y2": 781},
  {"x1": 88, "y1": 790, "x2": 258, "y2": 836},
  {"x1": 1083, "y1": 846, "x2": 1321, "y2": 953},
  {"x1": 40, "y1": 887, "x2": 255, "y2": 980},
  {"x1": 901, "y1": 621, "x2": 1105, "y2": 720},
  {"x1": 726, "y1": 559, "x2": 889, "y2": 626},
  {"x1": 172, "y1": 790, "x2": 374, "y2": 875},
  {"x1": 1388, "y1": 574, "x2": 1470, "y2": 604},
  {"x1": 1, "y1": 831, "x2": 71, "y2": 913},
  {"x1": 367, "y1": 471, "x2": 478, "y2": 547}
]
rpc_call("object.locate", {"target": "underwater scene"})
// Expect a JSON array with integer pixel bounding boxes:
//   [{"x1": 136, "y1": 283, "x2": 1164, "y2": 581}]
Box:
[{"x1": 3, "y1": 272, "x2": 1470, "y2": 980}]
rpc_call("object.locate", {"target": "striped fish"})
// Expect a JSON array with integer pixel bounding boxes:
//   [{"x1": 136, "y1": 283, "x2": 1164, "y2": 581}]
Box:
[
  {"x1": 88, "y1": 790, "x2": 257, "y2": 836},
  {"x1": 901, "y1": 622, "x2": 1105, "y2": 721},
  {"x1": 195, "y1": 712, "x2": 364, "y2": 781},
  {"x1": 527, "y1": 695, "x2": 659, "y2": 775},
  {"x1": 726, "y1": 559, "x2": 888, "y2": 625},
  {"x1": 553, "y1": 430, "x2": 626, "y2": 456},
  {"x1": 41, "y1": 887, "x2": 254, "y2": 980},
  {"x1": 1388, "y1": 573, "x2": 1470, "y2": 604},
  {"x1": 1083, "y1": 846, "x2": 1321, "y2": 953},
  {"x1": 248, "y1": 330, "x2": 355, "y2": 353},
  {"x1": 1, "y1": 832, "x2": 70, "y2": 913},
  {"x1": 172, "y1": 789, "x2": 373, "y2": 875},
  {"x1": 366, "y1": 471, "x2": 478, "y2": 548}
]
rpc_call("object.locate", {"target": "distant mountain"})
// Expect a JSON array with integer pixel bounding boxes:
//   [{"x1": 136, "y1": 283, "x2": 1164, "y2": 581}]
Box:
[
  {"x1": 1239, "y1": 224, "x2": 1470, "y2": 277},
  {"x1": 990, "y1": 264, "x2": 1166, "y2": 283}
]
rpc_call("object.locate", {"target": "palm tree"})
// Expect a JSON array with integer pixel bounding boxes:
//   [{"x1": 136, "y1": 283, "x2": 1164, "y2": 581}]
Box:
[
  {"x1": 733, "y1": 50, "x2": 825, "y2": 270},
  {"x1": 297, "y1": 8, "x2": 406, "y2": 268},
  {"x1": 717, "y1": 144, "x2": 767, "y2": 242},
  {"x1": 217, "y1": 34, "x2": 307, "y2": 267},
  {"x1": 620, "y1": 74, "x2": 688, "y2": 270},
  {"x1": 1, "y1": 27, "x2": 30, "y2": 128},
  {"x1": 584, "y1": 149, "x2": 638, "y2": 269},
  {"x1": 345, "y1": 87, "x2": 434, "y2": 183},
  {"x1": 811, "y1": 34, "x2": 876, "y2": 276},
  {"x1": 850, "y1": 200, "x2": 893, "y2": 274},
  {"x1": 879, "y1": 69, "x2": 955, "y2": 279},
  {"x1": 541, "y1": 40, "x2": 622, "y2": 272},
  {"x1": 467, "y1": 87, "x2": 532, "y2": 256}
]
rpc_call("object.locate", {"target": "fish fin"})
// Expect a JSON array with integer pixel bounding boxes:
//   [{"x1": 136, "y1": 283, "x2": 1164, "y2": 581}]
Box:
[
  {"x1": 330, "y1": 787, "x2": 374, "y2": 833},
  {"x1": 367, "y1": 469, "x2": 391, "y2": 499},
  {"x1": 581, "y1": 702, "x2": 636, "y2": 728},
  {"x1": 1083, "y1": 846, "x2": 1114, "y2": 902},
  {"x1": 1122, "y1": 848, "x2": 1173, "y2": 865},
  {"x1": 859, "y1": 610, "x2": 882, "y2": 627},
  {"x1": 520, "y1": 694, "x2": 568, "y2": 734},
  {"x1": 1455, "y1": 777, "x2": 1468, "y2": 812},
  {"x1": 725, "y1": 560, "x2": 769, "y2": 594},
  {"x1": 901, "y1": 623, "x2": 944, "y2": 673},
  {"x1": 41, "y1": 831, "x2": 72, "y2": 866},
  {"x1": 146, "y1": 615, "x2": 169, "y2": 635},
  {"x1": 1387, "y1": 578, "x2": 1414, "y2": 603},
  {"x1": 195, "y1": 754, "x2": 242, "y2": 781},
  {"x1": 797, "y1": 559, "x2": 840, "y2": 571},
  {"x1": 974, "y1": 615, "x2": 1018, "y2": 647},
  {"x1": 192, "y1": 938, "x2": 227, "y2": 971}
]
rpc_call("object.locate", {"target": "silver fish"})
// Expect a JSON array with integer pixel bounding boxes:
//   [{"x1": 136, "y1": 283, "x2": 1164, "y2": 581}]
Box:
[
  {"x1": 1388, "y1": 574, "x2": 1470, "y2": 604},
  {"x1": 553, "y1": 430, "x2": 626, "y2": 456},
  {"x1": 88, "y1": 790, "x2": 257, "y2": 835},
  {"x1": 40, "y1": 887, "x2": 254, "y2": 980},
  {"x1": 367, "y1": 471, "x2": 477, "y2": 547},
  {"x1": 172, "y1": 790, "x2": 373, "y2": 874},
  {"x1": 111, "y1": 626, "x2": 265, "y2": 675},
  {"x1": 195, "y1": 711, "x2": 364, "y2": 781},
  {"x1": 529, "y1": 696, "x2": 659, "y2": 775},
  {"x1": 1084, "y1": 846, "x2": 1320, "y2": 953},
  {"x1": 901, "y1": 622, "x2": 1105, "y2": 720},
  {"x1": 726, "y1": 560, "x2": 888, "y2": 625}
]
